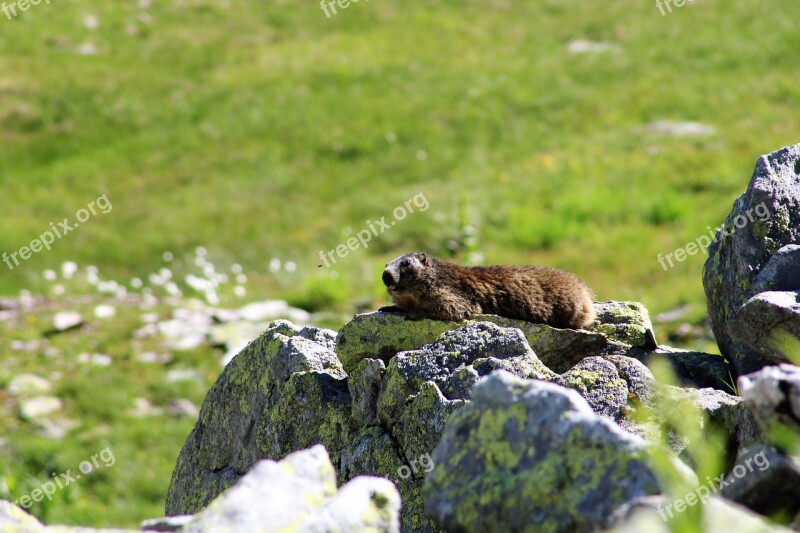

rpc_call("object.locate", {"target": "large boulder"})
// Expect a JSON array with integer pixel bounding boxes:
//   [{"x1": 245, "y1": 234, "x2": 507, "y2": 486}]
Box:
[
  {"x1": 422, "y1": 371, "x2": 669, "y2": 532},
  {"x1": 166, "y1": 321, "x2": 351, "y2": 516},
  {"x1": 703, "y1": 144, "x2": 800, "y2": 376},
  {"x1": 167, "y1": 301, "x2": 759, "y2": 532}
]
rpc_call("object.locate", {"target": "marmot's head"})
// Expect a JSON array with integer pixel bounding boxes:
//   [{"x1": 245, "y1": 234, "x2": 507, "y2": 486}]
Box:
[{"x1": 382, "y1": 252, "x2": 435, "y2": 310}]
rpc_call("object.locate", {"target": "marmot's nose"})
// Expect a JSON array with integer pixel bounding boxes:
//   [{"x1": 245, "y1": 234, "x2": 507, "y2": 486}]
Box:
[{"x1": 382, "y1": 270, "x2": 397, "y2": 287}]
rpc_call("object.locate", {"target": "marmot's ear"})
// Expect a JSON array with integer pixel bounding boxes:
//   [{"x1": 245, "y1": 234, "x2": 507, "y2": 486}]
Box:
[{"x1": 418, "y1": 253, "x2": 427, "y2": 264}]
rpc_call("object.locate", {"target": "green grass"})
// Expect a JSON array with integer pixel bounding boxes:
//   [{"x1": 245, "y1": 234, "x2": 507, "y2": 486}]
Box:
[{"x1": 0, "y1": 0, "x2": 799, "y2": 527}]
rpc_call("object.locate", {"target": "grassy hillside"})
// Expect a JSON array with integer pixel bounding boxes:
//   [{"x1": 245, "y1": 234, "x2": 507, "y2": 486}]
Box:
[{"x1": 0, "y1": 0, "x2": 798, "y2": 527}]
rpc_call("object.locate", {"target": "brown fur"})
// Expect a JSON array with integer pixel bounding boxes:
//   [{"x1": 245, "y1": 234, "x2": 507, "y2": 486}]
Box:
[{"x1": 381, "y1": 252, "x2": 596, "y2": 329}]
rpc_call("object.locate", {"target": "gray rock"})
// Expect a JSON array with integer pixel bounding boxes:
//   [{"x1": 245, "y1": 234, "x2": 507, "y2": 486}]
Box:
[
  {"x1": 731, "y1": 291, "x2": 800, "y2": 363},
  {"x1": 631, "y1": 346, "x2": 736, "y2": 393},
  {"x1": 752, "y1": 244, "x2": 800, "y2": 294},
  {"x1": 337, "y1": 301, "x2": 655, "y2": 375},
  {"x1": 392, "y1": 382, "x2": 464, "y2": 465},
  {"x1": 375, "y1": 322, "x2": 553, "y2": 427},
  {"x1": 336, "y1": 312, "x2": 459, "y2": 373},
  {"x1": 298, "y1": 326, "x2": 338, "y2": 352},
  {"x1": 52, "y1": 311, "x2": 83, "y2": 332},
  {"x1": 8, "y1": 374, "x2": 52, "y2": 397},
  {"x1": 607, "y1": 495, "x2": 793, "y2": 533},
  {"x1": 347, "y1": 358, "x2": 385, "y2": 427},
  {"x1": 182, "y1": 445, "x2": 400, "y2": 533},
  {"x1": 703, "y1": 144, "x2": 800, "y2": 375},
  {"x1": 739, "y1": 364, "x2": 800, "y2": 443},
  {"x1": 423, "y1": 371, "x2": 666, "y2": 532},
  {"x1": 336, "y1": 428, "x2": 432, "y2": 533},
  {"x1": 19, "y1": 396, "x2": 62, "y2": 420},
  {"x1": 165, "y1": 321, "x2": 348, "y2": 516},
  {"x1": 721, "y1": 444, "x2": 800, "y2": 521},
  {"x1": 653, "y1": 386, "x2": 762, "y2": 457},
  {"x1": 554, "y1": 357, "x2": 629, "y2": 420},
  {"x1": 166, "y1": 319, "x2": 433, "y2": 532},
  {"x1": 605, "y1": 354, "x2": 657, "y2": 404},
  {"x1": 0, "y1": 500, "x2": 44, "y2": 529},
  {"x1": 591, "y1": 301, "x2": 656, "y2": 349}
]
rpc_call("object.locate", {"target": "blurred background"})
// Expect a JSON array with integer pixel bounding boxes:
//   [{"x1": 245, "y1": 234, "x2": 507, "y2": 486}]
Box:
[{"x1": 0, "y1": 0, "x2": 798, "y2": 527}]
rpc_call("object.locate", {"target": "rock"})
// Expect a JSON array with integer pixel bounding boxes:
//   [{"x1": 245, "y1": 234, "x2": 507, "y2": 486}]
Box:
[
  {"x1": 604, "y1": 354, "x2": 657, "y2": 404},
  {"x1": 338, "y1": 301, "x2": 654, "y2": 375},
  {"x1": 336, "y1": 312, "x2": 459, "y2": 373},
  {"x1": 608, "y1": 495, "x2": 793, "y2": 533},
  {"x1": 19, "y1": 397, "x2": 62, "y2": 420},
  {"x1": 553, "y1": 357, "x2": 629, "y2": 420},
  {"x1": 51, "y1": 311, "x2": 83, "y2": 332},
  {"x1": 752, "y1": 244, "x2": 800, "y2": 294},
  {"x1": 8, "y1": 374, "x2": 52, "y2": 396},
  {"x1": 35, "y1": 418, "x2": 79, "y2": 440},
  {"x1": 0, "y1": 499, "x2": 44, "y2": 529},
  {"x1": 721, "y1": 444, "x2": 800, "y2": 522},
  {"x1": 168, "y1": 399, "x2": 200, "y2": 419},
  {"x1": 336, "y1": 427, "x2": 427, "y2": 530},
  {"x1": 348, "y1": 358, "x2": 386, "y2": 427},
  {"x1": 703, "y1": 144, "x2": 800, "y2": 375},
  {"x1": 166, "y1": 321, "x2": 349, "y2": 518},
  {"x1": 423, "y1": 371, "x2": 666, "y2": 532},
  {"x1": 78, "y1": 353, "x2": 112, "y2": 366},
  {"x1": 591, "y1": 301, "x2": 656, "y2": 349},
  {"x1": 731, "y1": 291, "x2": 800, "y2": 363},
  {"x1": 739, "y1": 364, "x2": 800, "y2": 443},
  {"x1": 375, "y1": 322, "x2": 552, "y2": 427},
  {"x1": 93, "y1": 304, "x2": 116, "y2": 319},
  {"x1": 236, "y1": 300, "x2": 311, "y2": 323},
  {"x1": 654, "y1": 386, "x2": 763, "y2": 457},
  {"x1": 182, "y1": 445, "x2": 399, "y2": 533},
  {"x1": 298, "y1": 326, "x2": 338, "y2": 353},
  {"x1": 643, "y1": 121, "x2": 716, "y2": 137},
  {"x1": 165, "y1": 369, "x2": 203, "y2": 383},
  {"x1": 128, "y1": 397, "x2": 163, "y2": 418},
  {"x1": 566, "y1": 39, "x2": 620, "y2": 54},
  {"x1": 632, "y1": 346, "x2": 735, "y2": 393},
  {"x1": 477, "y1": 314, "x2": 612, "y2": 373}
]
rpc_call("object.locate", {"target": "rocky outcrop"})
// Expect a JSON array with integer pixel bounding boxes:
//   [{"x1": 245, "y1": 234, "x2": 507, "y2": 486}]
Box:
[
  {"x1": 166, "y1": 302, "x2": 667, "y2": 532},
  {"x1": 164, "y1": 297, "x2": 781, "y2": 532},
  {"x1": 703, "y1": 144, "x2": 800, "y2": 376}
]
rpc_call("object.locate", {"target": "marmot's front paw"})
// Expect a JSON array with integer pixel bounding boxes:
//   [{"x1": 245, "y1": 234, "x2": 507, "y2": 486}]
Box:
[
  {"x1": 378, "y1": 305, "x2": 404, "y2": 313},
  {"x1": 403, "y1": 310, "x2": 426, "y2": 321}
]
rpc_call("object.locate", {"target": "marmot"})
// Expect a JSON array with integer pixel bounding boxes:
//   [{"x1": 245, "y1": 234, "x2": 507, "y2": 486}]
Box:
[{"x1": 380, "y1": 252, "x2": 596, "y2": 329}]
